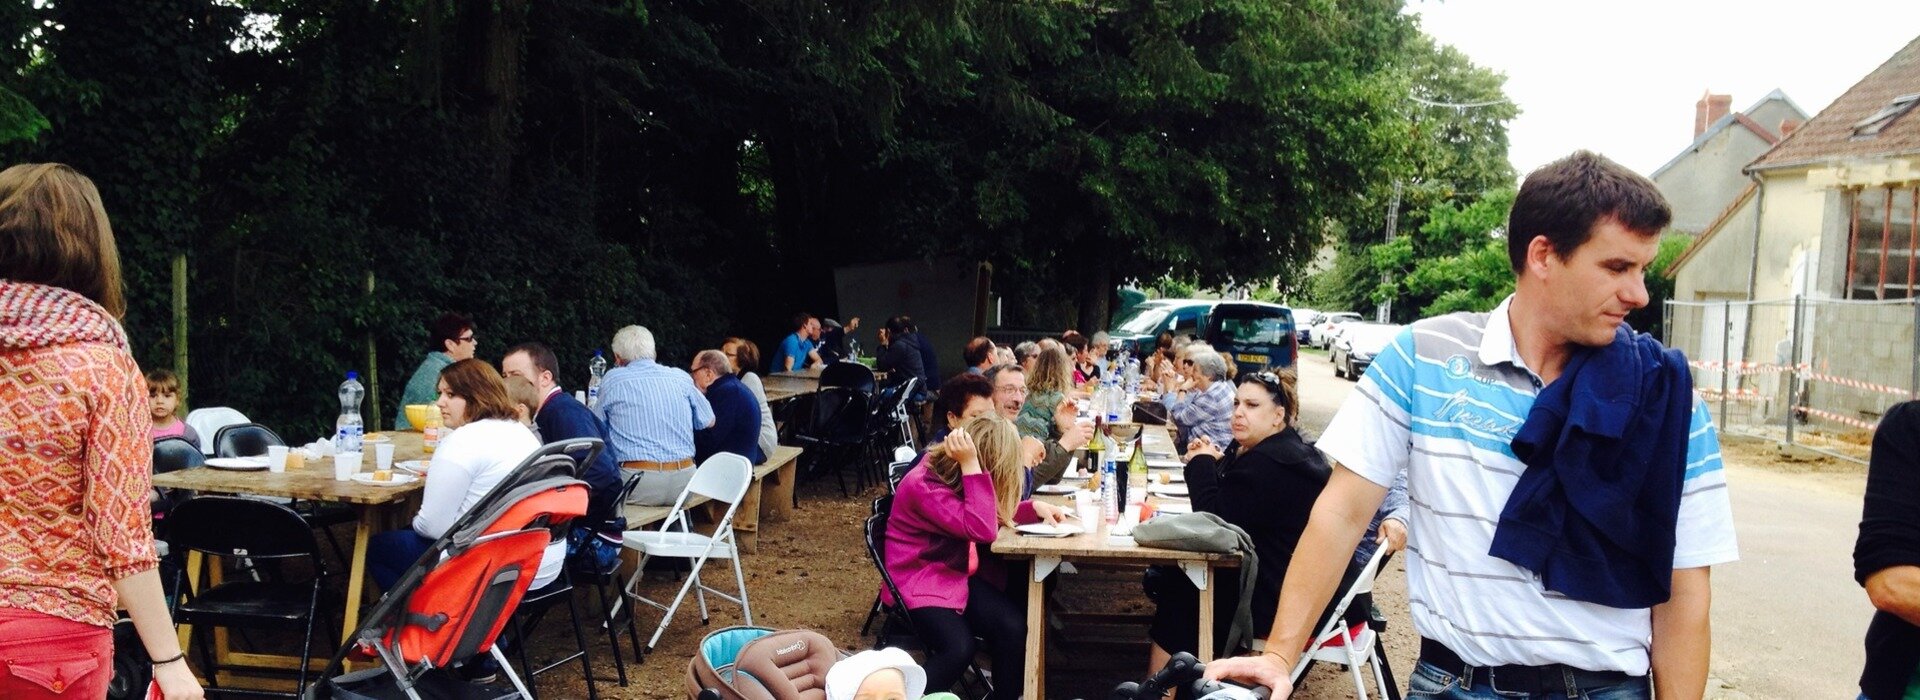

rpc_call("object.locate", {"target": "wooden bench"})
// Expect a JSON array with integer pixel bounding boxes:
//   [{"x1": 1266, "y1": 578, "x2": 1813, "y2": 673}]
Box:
[{"x1": 619, "y1": 445, "x2": 801, "y2": 554}]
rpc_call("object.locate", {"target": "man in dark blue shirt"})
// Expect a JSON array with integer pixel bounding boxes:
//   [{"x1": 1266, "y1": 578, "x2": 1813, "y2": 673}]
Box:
[
  {"x1": 690, "y1": 349, "x2": 766, "y2": 464},
  {"x1": 503, "y1": 342, "x2": 626, "y2": 535}
]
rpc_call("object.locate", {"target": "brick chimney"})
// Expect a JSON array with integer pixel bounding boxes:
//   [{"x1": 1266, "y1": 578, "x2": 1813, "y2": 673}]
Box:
[
  {"x1": 1695, "y1": 91, "x2": 1733, "y2": 138},
  {"x1": 1780, "y1": 118, "x2": 1802, "y2": 137}
]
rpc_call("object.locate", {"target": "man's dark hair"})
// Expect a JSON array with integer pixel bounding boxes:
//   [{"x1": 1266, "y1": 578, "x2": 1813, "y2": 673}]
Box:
[
  {"x1": 985, "y1": 362, "x2": 1025, "y2": 386},
  {"x1": 1507, "y1": 150, "x2": 1671, "y2": 274},
  {"x1": 504, "y1": 341, "x2": 559, "y2": 381},
  {"x1": 427, "y1": 312, "x2": 473, "y2": 353},
  {"x1": 791, "y1": 312, "x2": 814, "y2": 331},
  {"x1": 935, "y1": 373, "x2": 995, "y2": 422},
  {"x1": 1060, "y1": 330, "x2": 1088, "y2": 353},
  {"x1": 964, "y1": 336, "x2": 995, "y2": 367},
  {"x1": 885, "y1": 316, "x2": 913, "y2": 337}
]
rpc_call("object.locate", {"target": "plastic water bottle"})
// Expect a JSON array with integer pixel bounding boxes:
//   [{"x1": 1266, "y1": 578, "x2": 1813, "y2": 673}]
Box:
[
  {"x1": 1105, "y1": 373, "x2": 1123, "y2": 423},
  {"x1": 587, "y1": 350, "x2": 608, "y2": 409},
  {"x1": 335, "y1": 372, "x2": 365, "y2": 453},
  {"x1": 1100, "y1": 447, "x2": 1120, "y2": 525}
]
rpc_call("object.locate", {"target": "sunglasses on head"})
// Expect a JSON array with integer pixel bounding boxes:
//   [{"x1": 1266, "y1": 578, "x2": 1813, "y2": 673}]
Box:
[{"x1": 1240, "y1": 370, "x2": 1285, "y2": 392}]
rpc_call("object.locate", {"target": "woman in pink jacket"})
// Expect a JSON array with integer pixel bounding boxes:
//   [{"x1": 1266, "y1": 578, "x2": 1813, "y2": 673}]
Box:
[{"x1": 884, "y1": 415, "x2": 1065, "y2": 699}]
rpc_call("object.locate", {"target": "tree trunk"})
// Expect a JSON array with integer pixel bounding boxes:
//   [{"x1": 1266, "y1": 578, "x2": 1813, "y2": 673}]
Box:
[
  {"x1": 1076, "y1": 252, "x2": 1111, "y2": 334},
  {"x1": 453, "y1": 0, "x2": 526, "y2": 193}
]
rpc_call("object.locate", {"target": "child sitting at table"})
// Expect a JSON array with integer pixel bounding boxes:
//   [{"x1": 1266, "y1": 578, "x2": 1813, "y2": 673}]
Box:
[
  {"x1": 145, "y1": 368, "x2": 200, "y2": 447},
  {"x1": 884, "y1": 415, "x2": 1068, "y2": 700}
]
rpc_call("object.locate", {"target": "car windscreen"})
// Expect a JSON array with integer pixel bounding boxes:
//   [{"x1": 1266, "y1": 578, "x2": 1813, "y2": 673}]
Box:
[
  {"x1": 1218, "y1": 315, "x2": 1293, "y2": 345},
  {"x1": 1112, "y1": 307, "x2": 1172, "y2": 335},
  {"x1": 1345, "y1": 325, "x2": 1404, "y2": 352}
]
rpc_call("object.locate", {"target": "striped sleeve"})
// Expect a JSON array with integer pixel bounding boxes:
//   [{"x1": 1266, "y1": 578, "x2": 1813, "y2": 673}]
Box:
[
  {"x1": 1672, "y1": 397, "x2": 1739, "y2": 568},
  {"x1": 1317, "y1": 327, "x2": 1417, "y2": 489}
]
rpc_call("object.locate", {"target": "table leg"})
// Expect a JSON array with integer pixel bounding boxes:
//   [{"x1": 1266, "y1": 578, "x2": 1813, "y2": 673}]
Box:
[
  {"x1": 338, "y1": 506, "x2": 378, "y2": 671},
  {"x1": 1024, "y1": 567, "x2": 1045, "y2": 700},
  {"x1": 1196, "y1": 567, "x2": 1214, "y2": 663}
]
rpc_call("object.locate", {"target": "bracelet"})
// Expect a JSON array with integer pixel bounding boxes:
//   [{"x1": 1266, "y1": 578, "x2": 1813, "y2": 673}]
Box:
[{"x1": 151, "y1": 651, "x2": 187, "y2": 667}]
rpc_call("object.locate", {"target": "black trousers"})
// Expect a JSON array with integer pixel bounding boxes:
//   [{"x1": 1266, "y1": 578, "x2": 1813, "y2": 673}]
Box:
[{"x1": 906, "y1": 576, "x2": 1026, "y2": 700}]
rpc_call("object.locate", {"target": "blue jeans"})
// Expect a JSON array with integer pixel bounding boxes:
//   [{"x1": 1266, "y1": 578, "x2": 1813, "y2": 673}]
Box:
[
  {"x1": 368, "y1": 530, "x2": 435, "y2": 590},
  {"x1": 1407, "y1": 661, "x2": 1652, "y2": 700}
]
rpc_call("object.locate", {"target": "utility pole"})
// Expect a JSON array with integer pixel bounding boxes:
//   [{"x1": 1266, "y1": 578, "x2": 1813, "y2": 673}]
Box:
[{"x1": 1377, "y1": 180, "x2": 1402, "y2": 323}]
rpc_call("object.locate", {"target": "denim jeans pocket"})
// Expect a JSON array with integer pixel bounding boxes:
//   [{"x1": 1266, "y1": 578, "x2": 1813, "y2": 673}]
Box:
[{"x1": 1407, "y1": 661, "x2": 1461, "y2": 698}]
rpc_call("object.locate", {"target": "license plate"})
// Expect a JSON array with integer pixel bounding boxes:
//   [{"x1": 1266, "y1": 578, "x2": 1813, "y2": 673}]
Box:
[{"x1": 1236, "y1": 353, "x2": 1267, "y2": 364}]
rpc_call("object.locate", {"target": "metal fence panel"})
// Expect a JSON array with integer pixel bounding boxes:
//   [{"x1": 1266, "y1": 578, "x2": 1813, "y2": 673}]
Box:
[{"x1": 1664, "y1": 296, "x2": 1917, "y2": 464}]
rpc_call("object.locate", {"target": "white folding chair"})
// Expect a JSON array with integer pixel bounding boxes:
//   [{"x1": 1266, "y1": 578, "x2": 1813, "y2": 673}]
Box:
[
  {"x1": 184, "y1": 407, "x2": 250, "y2": 455},
  {"x1": 1290, "y1": 546, "x2": 1393, "y2": 699},
  {"x1": 617, "y1": 453, "x2": 755, "y2": 653},
  {"x1": 886, "y1": 445, "x2": 917, "y2": 491}
]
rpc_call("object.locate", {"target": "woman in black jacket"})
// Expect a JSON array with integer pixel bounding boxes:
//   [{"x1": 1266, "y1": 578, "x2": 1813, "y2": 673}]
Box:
[{"x1": 1145, "y1": 369, "x2": 1363, "y2": 672}]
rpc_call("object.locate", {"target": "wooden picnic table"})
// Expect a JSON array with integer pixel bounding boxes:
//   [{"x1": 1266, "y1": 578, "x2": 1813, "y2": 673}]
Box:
[
  {"x1": 990, "y1": 424, "x2": 1238, "y2": 699},
  {"x1": 761, "y1": 374, "x2": 819, "y2": 403},
  {"x1": 152, "y1": 431, "x2": 428, "y2": 682},
  {"x1": 765, "y1": 365, "x2": 888, "y2": 402}
]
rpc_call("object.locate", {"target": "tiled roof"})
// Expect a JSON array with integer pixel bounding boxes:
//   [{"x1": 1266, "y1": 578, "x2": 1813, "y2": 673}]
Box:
[{"x1": 1751, "y1": 35, "x2": 1920, "y2": 171}]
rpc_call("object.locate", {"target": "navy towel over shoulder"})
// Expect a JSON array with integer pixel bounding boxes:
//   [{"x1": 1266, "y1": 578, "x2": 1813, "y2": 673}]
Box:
[{"x1": 1491, "y1": 325, "x2": 1694, "y2": 609}]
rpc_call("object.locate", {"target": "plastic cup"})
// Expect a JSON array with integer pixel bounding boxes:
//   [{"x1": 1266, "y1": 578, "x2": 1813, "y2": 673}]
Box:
[
  {"x1": 334, "y1": 452, "x2": 362, "y2": 481},
  {"x1": 266, "y1": 445, "x2": 289, "y2": 474},
  {"x1": 1123, "y1": 502, "x2": 1143, "y2": 525},
  {"x1": 375, "y1": 442, "x2": 395, "y2": 470},
  {"x1": 1075, "y1": 491, "x2": 1099, "y2": 526}
]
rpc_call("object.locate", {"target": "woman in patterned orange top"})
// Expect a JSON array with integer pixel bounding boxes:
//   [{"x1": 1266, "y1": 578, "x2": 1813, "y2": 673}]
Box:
[{"x1": 0, "y1": 163, "x2": 202, "y2": 699}]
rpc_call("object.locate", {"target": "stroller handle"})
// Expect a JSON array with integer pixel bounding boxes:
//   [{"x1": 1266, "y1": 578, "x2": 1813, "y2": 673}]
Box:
[{"x1": 1105, "y1": 652, "x2": 1271, "y2": 700}]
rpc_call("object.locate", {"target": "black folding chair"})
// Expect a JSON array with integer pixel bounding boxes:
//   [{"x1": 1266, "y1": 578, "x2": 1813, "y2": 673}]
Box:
[
  {"x1": 212, "y1": 423, "x2": 285, "y2": 459},
  {"x1": 859, "y1": 495, "x2": 991, "y2": 698},
  {"x1": 168, "y1": 496, "x2": 336, "y2": 698},
  {"x1": 820, "y1": 360, "x2": 877, "y2": 394},
  {"x1": 793, "y1": 386, "x2": 874, "y2": 496}
]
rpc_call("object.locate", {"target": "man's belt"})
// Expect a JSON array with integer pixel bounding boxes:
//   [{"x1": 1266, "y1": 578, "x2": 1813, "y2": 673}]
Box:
[
  {"x1": 1419, "y1": 638, "x2": 1639, "y2": 695},
  {"x1": 621, "y1": 458, "x2": 694, "y2": 472}
]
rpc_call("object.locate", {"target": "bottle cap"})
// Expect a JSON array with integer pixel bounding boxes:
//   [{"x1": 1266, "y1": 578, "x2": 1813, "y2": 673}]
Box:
[{"x1": 346, "y1": 371, "x2": 358, "y2": 380}]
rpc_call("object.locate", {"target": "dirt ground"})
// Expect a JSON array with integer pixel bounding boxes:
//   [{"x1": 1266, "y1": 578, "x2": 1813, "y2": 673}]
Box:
[{"x1": 499, "y1": 476, "x2": 1416, "y2": 700}]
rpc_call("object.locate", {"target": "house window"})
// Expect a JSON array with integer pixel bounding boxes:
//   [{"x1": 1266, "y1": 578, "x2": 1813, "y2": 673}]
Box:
[{"x1": 1847, "y1": 185, "x2": 1919, "y2": 299}]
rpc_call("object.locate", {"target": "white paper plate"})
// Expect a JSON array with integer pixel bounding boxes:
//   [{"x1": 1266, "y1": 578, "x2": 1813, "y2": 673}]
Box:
[
  {"x1": 1014, "y1": 523, "x2": 1084, "y2": 538},
  {"x1": 205, "y1": 457, "x2": 269, "y2": 471},
  {"x1": 351, "y1": 473, "x2": 418, "y2": 487},
  {"x1": 1149, "y1": 483, "x2": 1190, "y2": 498},
  {"x1": 1155, "y1": 502, "x2": 1193, "y2": 514},
  {"x1": 1147, "y1": 458, "x2": 1184, "y2": 469},
  {"x1": 1034, "y1": 483, "x2": 1077, "y2": 495},
  {"x1": 394, "y1": 460, "x2": 430, "y2": 475}
]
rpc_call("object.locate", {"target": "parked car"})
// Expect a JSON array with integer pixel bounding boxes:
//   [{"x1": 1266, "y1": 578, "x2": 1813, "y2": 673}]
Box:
[
  {"x1": 1331, "y1": 323, "x2": 1405, "y2": 380},
  {"x1": 1204, "y1": 302, "x2": 1300, "y2": 375},
  {"x1": 1291, "y1": 308, "x2": 1322, "y2": 343},
  {"x1": 1107, "y1": 299, "x2": 1299, "y2": 373},
  {"x1": 1308, "y1": 312, "x2": 1362, "y2": 349}
]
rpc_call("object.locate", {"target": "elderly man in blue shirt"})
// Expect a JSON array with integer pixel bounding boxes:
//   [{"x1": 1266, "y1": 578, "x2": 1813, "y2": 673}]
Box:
[
  {"x1": 599, "y1": 325, "x2": 715, "y2": 506},
  {"x1": 1156, "y1": 343, "x2": 1235, "y2": 452},
  {"x1": 689, "y1": 349, "x2": 766, "y2": 464}
]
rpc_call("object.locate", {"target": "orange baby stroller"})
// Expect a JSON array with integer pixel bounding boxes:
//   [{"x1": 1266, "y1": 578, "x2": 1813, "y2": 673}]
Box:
[{"x1": 306, "y1": 441, "x2": 597, "y2": 699}]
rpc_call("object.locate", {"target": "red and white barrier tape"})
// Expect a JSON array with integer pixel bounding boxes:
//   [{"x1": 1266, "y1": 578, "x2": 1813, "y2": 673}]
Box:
[
  {"x1": 1804, "y1": 372, "x2": 1913, "y2": 398},
  {"x1": 1801, "y1": 406, "x2": 1880, "y2": 431}
]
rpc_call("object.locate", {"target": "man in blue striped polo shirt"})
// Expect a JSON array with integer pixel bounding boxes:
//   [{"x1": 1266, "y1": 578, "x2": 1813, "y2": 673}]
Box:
[
  {"x1": 599, "y1": 324, "x2": 715, "y2": 506},
  {"x1": 1207, "y1": 151, "x2": 1736, "y2": 700}
]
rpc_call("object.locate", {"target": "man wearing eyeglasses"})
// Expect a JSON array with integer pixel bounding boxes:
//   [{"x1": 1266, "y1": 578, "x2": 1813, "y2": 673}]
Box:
[
  {"x1": 1206, "y1": 152, "x2": 1735, "y2": 700},
  {"x1": 985, "y1": 363, "x2": 1087, "y2": 491},
  {"x1": 396, "y1": 312, "x2": 477, "y2": 430}
]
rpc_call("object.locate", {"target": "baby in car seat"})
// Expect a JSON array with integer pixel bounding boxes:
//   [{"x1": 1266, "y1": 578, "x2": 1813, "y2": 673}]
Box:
[{"x1": 824, "y1": 648, "x2": 959, "y2": 700}]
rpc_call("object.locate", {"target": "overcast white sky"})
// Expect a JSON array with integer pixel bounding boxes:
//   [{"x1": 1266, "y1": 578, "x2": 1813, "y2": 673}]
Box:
[{"x1": 1410, "y1": 0, "x2": 1920, "y2": 179}]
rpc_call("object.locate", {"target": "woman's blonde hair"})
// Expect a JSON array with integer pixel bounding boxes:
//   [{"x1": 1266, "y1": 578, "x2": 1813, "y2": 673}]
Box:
[
  {"x1": 0, "y1": 163, "x2": 125, "y2": 318},
  {"x1": 924, "y1": 414, "x2": 1024, "y2": 524},
  {"x1": 1030, "y1": 345, "x2": 1073, "y2": 394}
]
